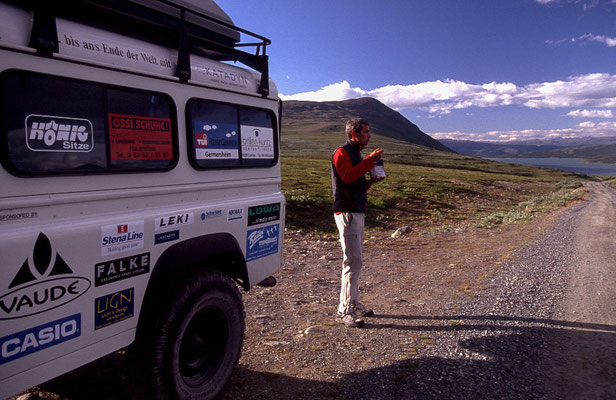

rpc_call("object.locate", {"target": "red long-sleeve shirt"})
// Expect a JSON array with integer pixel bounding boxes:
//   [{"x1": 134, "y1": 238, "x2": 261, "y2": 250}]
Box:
[{"x1": 332, "y1": 147, "x2": 375, "y2": 184}]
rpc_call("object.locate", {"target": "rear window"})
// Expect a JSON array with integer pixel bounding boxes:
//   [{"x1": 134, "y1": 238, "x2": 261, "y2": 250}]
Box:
[
  {"x1": 0, "y1": 70, "x2": 177, "y2": 176},
  {"x1": 187, "y1": 99, "x2": 277, "y2": 169}
]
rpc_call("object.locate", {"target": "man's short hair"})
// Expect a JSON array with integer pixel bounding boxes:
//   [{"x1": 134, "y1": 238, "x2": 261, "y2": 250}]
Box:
[{"x1": 345, "y1": 118, "x2": 369, "y2": 140}]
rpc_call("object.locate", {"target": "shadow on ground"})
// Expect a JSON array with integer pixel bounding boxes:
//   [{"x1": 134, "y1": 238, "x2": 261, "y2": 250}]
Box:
[{"x1": 28, "y1": 315, "x2": 616, "y2": 400}]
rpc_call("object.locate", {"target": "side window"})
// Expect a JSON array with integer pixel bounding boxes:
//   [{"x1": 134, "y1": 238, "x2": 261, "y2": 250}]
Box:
[
  {"x1": 0, "y1": 70, "x2": 176, "y2": 175},
  {"x1": 187, "y1": 99, "x2": 277, "y2": 169}
]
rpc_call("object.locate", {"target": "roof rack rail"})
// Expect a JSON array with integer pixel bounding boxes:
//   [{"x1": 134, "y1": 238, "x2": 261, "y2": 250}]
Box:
[{"x1": 25, "y1": 0, "x2": 271, "y2": 96}]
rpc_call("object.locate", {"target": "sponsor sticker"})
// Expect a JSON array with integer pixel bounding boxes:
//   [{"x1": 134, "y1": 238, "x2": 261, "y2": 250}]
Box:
[
  {"x1": 193, "y1": 121, "x2": 239, "y2": 160},
  {"x1": 246, "y1": 224, "x2": 279, "y2": 262},
  {"x1": 201, "y1": 210, "x2": 223, "y2": 221},
  {"x1": 248, "y1": 203, "x2": 281, "y2": 226},
  {"x1": 154, "y1": 230, "x2": 179, "y2": 245},
  {"x1": 0, "y1": 314, "x2": 81, "y2": 365},
  {"x1": 241, "y1": 125, "x2": 274, "y2": 159},
  {"x1": 108, "y1": 114, "x2": 172, "y2": 161},
  {"x1": 95, "y1": 288, "x2": 134, "y2": 330},
  {"x1": 154, "y1": 212, "x2": 194, "y2": 231},
  {"x1": 1, "y1": 233, "x2": 91, "y2": 320},
  {"x1": 101, "y1": 221, "x2": 144, "y2": 257},
  {"x1": 25, "y1": 114, "x2": 93, "y2": 153},
  {"x1": 227, "y1": 208, "x2": 244, "y2": 221},
  {"x1": 94, "y1": 252, "x2": 150, "y2": 287}
]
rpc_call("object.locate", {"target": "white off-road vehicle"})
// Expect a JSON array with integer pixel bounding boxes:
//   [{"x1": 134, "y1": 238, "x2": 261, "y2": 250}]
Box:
[{"x1": 0, "y1": 0, "x2": 284, "y2": 398}]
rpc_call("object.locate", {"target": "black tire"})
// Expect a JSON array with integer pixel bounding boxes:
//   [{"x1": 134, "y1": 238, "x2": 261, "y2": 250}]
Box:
[{"x1": 148, "y1": 269, "x2": 244, "y2": 400}]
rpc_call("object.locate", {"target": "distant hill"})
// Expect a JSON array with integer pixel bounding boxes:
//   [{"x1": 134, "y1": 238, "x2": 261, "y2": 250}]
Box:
[
  {"x1": 442, "y1": 137, "x2": 616, "y2": 163},
  {"x1": 519, "y1": 142, "x2": 616, "y2": 163},
  {"x1": 440, "y1": 139, "x2": 563, "y2": 157},
  {"x1": 282, "y1": 97, "x2": 451, "y2": 152}
]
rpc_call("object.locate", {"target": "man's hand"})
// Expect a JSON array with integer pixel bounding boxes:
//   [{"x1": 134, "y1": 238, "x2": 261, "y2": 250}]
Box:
[{"x1": 368, "y1": 148, "x2": 384, "y2": 161}]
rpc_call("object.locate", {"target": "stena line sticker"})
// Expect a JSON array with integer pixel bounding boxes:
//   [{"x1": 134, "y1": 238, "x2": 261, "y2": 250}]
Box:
[{"x1": 101, "y1": 221, "x2": 144, "y2": 257}]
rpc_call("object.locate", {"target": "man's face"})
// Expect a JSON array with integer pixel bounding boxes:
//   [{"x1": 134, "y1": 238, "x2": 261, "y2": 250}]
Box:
[{"x1": 352, "y1": 124, "x2": 371, "y2": 146}]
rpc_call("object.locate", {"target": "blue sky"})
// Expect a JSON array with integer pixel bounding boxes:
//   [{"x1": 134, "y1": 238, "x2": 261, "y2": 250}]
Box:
[{"x1": 217, "y1": 0, "x2": 616, "y2": 142}]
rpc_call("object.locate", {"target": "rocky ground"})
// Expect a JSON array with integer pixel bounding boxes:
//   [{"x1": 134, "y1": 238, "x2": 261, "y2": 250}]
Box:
[{"x1": 16, "y1": 184, "x2": 616, "y2": 400}]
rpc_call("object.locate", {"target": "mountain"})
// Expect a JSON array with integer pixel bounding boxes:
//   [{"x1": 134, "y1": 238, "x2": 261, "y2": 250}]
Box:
[
  {"x1": 441, "y1": 137, "x2": 616, "y2": 162},
  {"x1": 282, "y1": 98, "x2": 451, "y2": 152},
  {"x1": 440, "y1": 139, "x2": 563, "y2": 157},
  {"x1": 519, "y1": 142, "x2": 616, "y2": 163}
]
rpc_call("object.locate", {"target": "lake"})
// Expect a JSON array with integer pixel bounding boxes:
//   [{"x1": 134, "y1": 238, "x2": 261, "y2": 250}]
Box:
[{"x1": 488, "y1": 158, "x2": 616, "y2": 177}]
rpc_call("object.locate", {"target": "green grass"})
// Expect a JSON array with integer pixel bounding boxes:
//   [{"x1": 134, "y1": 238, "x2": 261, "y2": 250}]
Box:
[
  {"x1": 282, "y1": 151, "x2": 589, "y2": 233},
  {"x1": 280, "y1": 114, "x2": 592, "y2": 233}
]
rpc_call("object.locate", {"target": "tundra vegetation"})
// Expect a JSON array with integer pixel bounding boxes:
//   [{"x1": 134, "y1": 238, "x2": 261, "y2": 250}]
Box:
[{"x1": 280, "y1": 119, "x2": 590, "y2": 234}]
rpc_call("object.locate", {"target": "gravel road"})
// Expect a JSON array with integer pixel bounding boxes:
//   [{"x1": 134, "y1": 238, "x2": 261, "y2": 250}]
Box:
[
  {"x1": 400, "y1": 182, "x2": 616, "y2": 400},
  {"x1": 17, "y1": 183, "x2": 616, "y2": 400}
]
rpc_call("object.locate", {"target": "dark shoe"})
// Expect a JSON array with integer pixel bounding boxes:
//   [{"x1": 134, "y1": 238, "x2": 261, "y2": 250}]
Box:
[
  {"x1": 337, "y1": 313, "x2": 365, "y2": 328},
  {"x1": 353, "y1": 303, "x2": 374, "y2": 317}
]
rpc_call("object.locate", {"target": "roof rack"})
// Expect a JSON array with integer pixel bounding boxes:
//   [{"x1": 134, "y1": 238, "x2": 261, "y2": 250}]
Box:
[{"x1": 24, "y1": 0, "x2": 271, "y2": 96}]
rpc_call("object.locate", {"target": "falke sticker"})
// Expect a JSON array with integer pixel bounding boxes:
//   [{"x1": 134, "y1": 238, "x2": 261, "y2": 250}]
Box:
[
  {"x1": 246, "y1": 224, "x2": 279, "y2": 262},
  {"x1": 154, "y1": 213, "x2": 193, "y2": 231},
  {"x1": 95, "y1": 288, "x2": 134, "y2": 330},
  {"x1": 0, "y1": 313, "x2": 81, "y2": 365},
  {"x1": 101, "y1": 220, "x2": 144, "y2": 256},
  {"x1": 248, "y1": 203, "x2": 280, "y2": 226},
  {"x1": 0, "y1": 233, "x2": 91, "y2": 320},
  {"x1": 94, "y1": 252, "x2": 150, "y2": 287}
]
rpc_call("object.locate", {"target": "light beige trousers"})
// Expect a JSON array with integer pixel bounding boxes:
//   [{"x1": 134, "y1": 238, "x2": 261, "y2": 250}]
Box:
[{"x1": 334, "y1": 212, "x2": 365, "y2": 315}]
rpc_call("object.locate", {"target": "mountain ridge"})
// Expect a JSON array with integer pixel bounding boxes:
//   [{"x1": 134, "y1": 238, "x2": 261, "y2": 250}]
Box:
[{"x1": 282, "y1": 97, "x2": 451, "y2": 152}]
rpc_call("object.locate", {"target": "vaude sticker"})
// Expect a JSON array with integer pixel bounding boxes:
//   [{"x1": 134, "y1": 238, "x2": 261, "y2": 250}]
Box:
[
  {"x1": 0, "y1": 233, "x2": 91, "y2": 320},
  {"x1": 94, "y1": 288, "x2": 134, "y2": 330},
  {"x1": 101, "y1": 221, "x2": 144, "y2": 257},
  {"x1": 25, "y1": 114, "x2": 93, "y2": 152},
  {"x1": 248, "y1": 203, "x2": 281, "y2": 226},
  {"x1": 227, "y1": 208, "x2": 244, "y2": 221},
  {"x1": 154, "y1": 230, "x2": 179, "y2": 245},
  {"x1": 246, "y1": 224, "x2": 279, "y2": 262},
  {"x1": 154, "y1": 212, "x2": 193, "y2": 231},
  {"x1": 0, "y1": 313, "x2": 81, "y2": 365},
  {"x1": 94, "y1": 252, "x2": 150, "y2": 287}
]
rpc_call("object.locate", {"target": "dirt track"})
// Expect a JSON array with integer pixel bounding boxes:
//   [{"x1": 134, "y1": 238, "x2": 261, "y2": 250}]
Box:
[
  {"x1": 543, "y1": 183, "x2": 616, "y2": 398},
  {"x1": 16, "y1": 183, "x2": 616, "y2": 400}
]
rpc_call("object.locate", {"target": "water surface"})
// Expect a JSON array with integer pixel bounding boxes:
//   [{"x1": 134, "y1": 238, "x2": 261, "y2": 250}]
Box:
[{"x1": 488, "y1": 158, "x2": 616, "y2": 177}]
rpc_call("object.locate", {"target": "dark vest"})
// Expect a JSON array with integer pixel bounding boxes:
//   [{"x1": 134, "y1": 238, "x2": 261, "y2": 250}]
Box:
[{"x1": 331, "y1": 140, "x2": 367, "y2": 213}]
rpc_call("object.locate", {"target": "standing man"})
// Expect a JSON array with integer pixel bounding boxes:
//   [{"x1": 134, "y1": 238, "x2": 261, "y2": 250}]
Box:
[{"x1": 331, "y1": 118, "x2": 384, "y2": 327}]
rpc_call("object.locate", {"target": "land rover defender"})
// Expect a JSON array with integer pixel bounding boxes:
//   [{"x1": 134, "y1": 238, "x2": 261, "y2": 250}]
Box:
[{"x1": 0, "y1": 1, "x2": 284, "y2": 398}]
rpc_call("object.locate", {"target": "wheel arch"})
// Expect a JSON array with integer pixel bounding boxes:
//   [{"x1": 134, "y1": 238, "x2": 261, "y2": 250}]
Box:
[{"x1": 135, "y1": 232, "x2": 248, "y2": 344}]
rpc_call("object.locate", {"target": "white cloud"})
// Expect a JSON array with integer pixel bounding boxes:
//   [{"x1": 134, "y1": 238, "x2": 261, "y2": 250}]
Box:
[
  {"x1": 548, "y1": 33, "x2": 616, "y2": 48},
  {"x1": 431, "y1": 121, "x2": 616, "y2": 142},
  {"x1": 279, "y1": 81, "x2": 365, "y2": 101},
  {"x1": 567, "y1": 109, "x2": 615, "y2": 118},
  {"x1": 280, "y1": 73, "x2": 616, "y2": 115}
]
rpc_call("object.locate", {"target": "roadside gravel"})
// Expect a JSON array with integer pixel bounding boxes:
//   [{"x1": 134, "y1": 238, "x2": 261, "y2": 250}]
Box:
[{"x1": 19, "y1": 186, "x2": 608, "y2": 400}]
